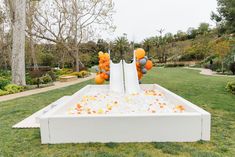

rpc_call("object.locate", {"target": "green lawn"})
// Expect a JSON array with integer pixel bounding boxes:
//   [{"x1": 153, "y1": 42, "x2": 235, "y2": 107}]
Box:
[{"x1": 0, "y1": 68, "x2": 235, "y2": 157}]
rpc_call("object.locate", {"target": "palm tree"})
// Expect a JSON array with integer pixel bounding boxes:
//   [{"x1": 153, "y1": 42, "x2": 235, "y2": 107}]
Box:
[
  {"x1": 113, "y1": 36, "x2": 130, "y2": 61},
  {"x1": 143, "y1": 38, "x2": 154, "y2": 57}
]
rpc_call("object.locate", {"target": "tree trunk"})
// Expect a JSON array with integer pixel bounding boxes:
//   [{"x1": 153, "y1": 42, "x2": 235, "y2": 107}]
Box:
[
  {"x1": 29, "y1": 37, "x2": 38, "y2": 70},
  {"x1": 75, "y1": 50, "x2": 80, "y2": 72},
  {"x1": 61, "y1": 52, "x2": 65, "y2": 69},
  {"x1": 11, "y1": 0, "x2": 26, "y2": 85},
  {"x1": 28, "y1": 0, "x2": 38, "y2": 70}
]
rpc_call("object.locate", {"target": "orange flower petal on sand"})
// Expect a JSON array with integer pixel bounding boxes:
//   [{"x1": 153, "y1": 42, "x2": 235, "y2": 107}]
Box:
[
  {"x1": 76, "y1": 104, "x2": 82, "y2": 109},
  {"x1": 175, "y1": 105, "x2": 185, "y2": 112}
]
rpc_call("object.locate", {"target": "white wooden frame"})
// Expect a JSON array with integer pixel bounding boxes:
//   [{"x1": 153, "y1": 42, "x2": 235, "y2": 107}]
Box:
[{"x1": 40, "y1": 84, "x2": 210, "y2": 144}]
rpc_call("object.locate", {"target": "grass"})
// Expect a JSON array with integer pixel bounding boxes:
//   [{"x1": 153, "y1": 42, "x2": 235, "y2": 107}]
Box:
[{"x1": 0, "y1": 68, "x2": 235, "y2": 157}]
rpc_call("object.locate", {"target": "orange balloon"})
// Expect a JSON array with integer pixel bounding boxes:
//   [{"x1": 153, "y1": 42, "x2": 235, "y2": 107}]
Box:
[
  {"x1": 99, "y1": 60, "x2": 103, "y2": 64},
  {"x1": 137, "y1": 71, "x2": 143, "y2": 80},
  {"x1": 145, "y1": 60, "x2": 153, "y2": 70},
  {"x1": 136, "y1": 62, "x2": 140, "y2": 68},
  {"x1": 99, "y1": 64, "x2": 104, "y2": 69},
  {"x1": 103, "y1": 62, "x2": 108, "y2": 66},
  {"x1": 100, "y1": 73, "x2": 105, "y2": 79},
  {"x1": 95, "y1": 74, "x2": 105, "y2": 84},
  {"x1": 135, "y1": 48, "x2": 145, "y2": 59},
  {"x1": 98, "y1": 65, "x2": 102, "y2": 69},
  {"x1": 105, "y1": 67, "x2": 110, "y2": 71},
  {"x1": 104, "y1": 74, "x2": 109, "y2": 80},
  {"x1": 104, "y1": 53, "x2": 110, "y2": 59}
]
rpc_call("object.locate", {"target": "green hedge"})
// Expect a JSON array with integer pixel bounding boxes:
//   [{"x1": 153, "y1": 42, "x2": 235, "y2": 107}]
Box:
[{"x1": 164, "y1": 63, "x2": 186, "y2": 68}]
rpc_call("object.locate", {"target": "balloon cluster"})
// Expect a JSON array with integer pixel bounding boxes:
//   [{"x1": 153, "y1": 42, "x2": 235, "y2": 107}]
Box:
[
  {"x1": 135, "y1": 48, "x2": 153, "y2": 80},
  {"x1": 95, "y1": 48, "x2": 153, "y2": 84},
  {"x1": 95, "y1": 51, "x2": 110, "y2": 84}
]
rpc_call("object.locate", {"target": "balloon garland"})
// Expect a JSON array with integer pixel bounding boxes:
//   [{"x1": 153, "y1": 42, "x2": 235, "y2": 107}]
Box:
[
  {"x1": 135, "y1": 48, "x2": 153, "y2": 80},
  {"x1": 95, "y1": 49, "x2": 153, "y2": 84},
  {"x1": 95, "y1": 51, "x2": 110, "y2": 84}
]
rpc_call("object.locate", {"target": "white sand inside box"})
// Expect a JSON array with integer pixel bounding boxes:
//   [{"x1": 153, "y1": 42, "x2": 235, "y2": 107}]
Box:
[{"x1": 67, "y1": 88, "x2": 185, "y2": 115}]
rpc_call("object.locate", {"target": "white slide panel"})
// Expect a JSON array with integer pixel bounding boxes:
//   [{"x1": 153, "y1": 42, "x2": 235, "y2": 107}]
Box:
[
  {"x1": 109, "y1": 60, "x2": 124, "y2": 93},
  {"x1": 123, "y1": 60, "x2": 141, "y2": 94}
]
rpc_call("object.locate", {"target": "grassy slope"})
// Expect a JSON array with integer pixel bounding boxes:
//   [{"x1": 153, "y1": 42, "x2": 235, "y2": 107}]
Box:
[{"x1": 0, "y1": 68, "x2": 235, "y2": 157}]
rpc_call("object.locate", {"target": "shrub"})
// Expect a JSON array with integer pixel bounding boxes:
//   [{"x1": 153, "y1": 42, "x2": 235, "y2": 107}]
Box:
[
  {"x1": 0, "y1": 77, "x2": 10, "y2": 90},
  {"x1": 229, "y1": 62, "x2": 235, "y2": 75},
  {"x1": 41, "y1": 74, "x2": 53, "y2": 84},
  {"x1": 70, "y1": 72, "x2": 83, "y2": 78},
  {"x1": 79, "y1": 70, "x2": 90, "y2": 78},
  {"x1": 211, "y1": 61, "x2": 222, "y2": 71},
  {"x1": 69, "y1": 71, "x2": 90, "y2": 78},
  {"x1": 4, "y1": 84, "x2": 24, "y2": 94},
  {"x1": 203, "y1": 61, "x2": 221, "y2": 71},
  {"x1": 55, "y1": 68, "x2": 73, "y2": 76},
  {"x1": 156, "y1": 63, "x2": 165, "y2": 67},
  {"x1": 216, "y1": 68, "x2": 222, "y2": 73},
  {"x1": 26, "y1": 73, "x2": 41, "y2": 85},
  {"x1": 226, "y1": 81, "x2": 235, "y2": 94},
  {"x1": 0, "y1": 89, "x2": 9, "y2": 96},
  {"x1": 26, "y1": 74, "x2": 53, "y2": 86},
  {"x1": 26, "y1": 74, "x2": 36, "y2": 85},
  {"x1": 32, "y1": 78, "x2": 40, "y2": 85},
  {"x1": 47, "y1": 71, "x2": 57, "y2": 81},
  {"x1": 165, "y1": 63, "x2": 185, "y2": 68}
]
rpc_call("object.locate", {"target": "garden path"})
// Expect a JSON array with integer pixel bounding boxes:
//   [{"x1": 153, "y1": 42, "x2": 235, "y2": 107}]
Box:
[
  {"x1": 185, "y1": 67, "x2": 235, "y2": 77},
  {"x1": 0, "y1": 73, "x2": 96, "y2": 102}
]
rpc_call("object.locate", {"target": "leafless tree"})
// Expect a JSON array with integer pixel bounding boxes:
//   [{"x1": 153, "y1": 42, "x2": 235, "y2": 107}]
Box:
[
  {"x1": 26, "y1": 0, "x2": 39, "y2": 70},
  {"x1": 32, "y1": 0, "x2": 115, "y2": 71}
]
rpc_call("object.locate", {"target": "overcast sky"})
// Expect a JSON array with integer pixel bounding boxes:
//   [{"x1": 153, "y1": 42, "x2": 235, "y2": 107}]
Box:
[{"x1": 103, "y1": 0, "x2": 218, "y2": 42}]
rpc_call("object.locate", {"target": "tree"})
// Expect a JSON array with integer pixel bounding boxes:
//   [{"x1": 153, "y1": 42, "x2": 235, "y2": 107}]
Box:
[
  {"x1": 211, "y1": 38, "x2": 231, "y2": 72},
  {"x1": 187, "y1": 27, "x2": 198, "y2": 39},
  {"x1": 0, "y1": 1, "x2": 13, "y2": 69},
  {"x1": 97, "y1": 39, "x2": 109, "y2": 52},
  {"x1": 143, "y1": 38, "x2": 154, "y2": 57},
  {"x1": 175, "y1": 30, "x2": 188, "y2": 41},
  {"x1": 26, "y1": 0, "x2": 39, "y2": 70},
  {"x1": 0, "y1": 7, "x2": 8, "y2": 69},
  {"x1": 113, "y1": 36, "x2": 130, "y2": 61},
  {"x1": 211, "y1": 0, "x2": 235, "y2": 34},
  {"x1": 197, "y1": 23, "x2": 210, "y2": 35},
  {"x1": 7, "y1": 0, "x2": 26, "y2": 85},
  {"x1": 79, "y1": 41, "x2": 98, "y2": 67},
  {"x1": 33, "y1": 0, "x2": 114, "y2": 72}
]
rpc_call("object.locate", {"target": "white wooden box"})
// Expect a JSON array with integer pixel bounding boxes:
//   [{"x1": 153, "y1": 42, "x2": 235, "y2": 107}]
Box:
[{"x1": 40, "y1": 84, "x2": 210, "y2": 144}]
